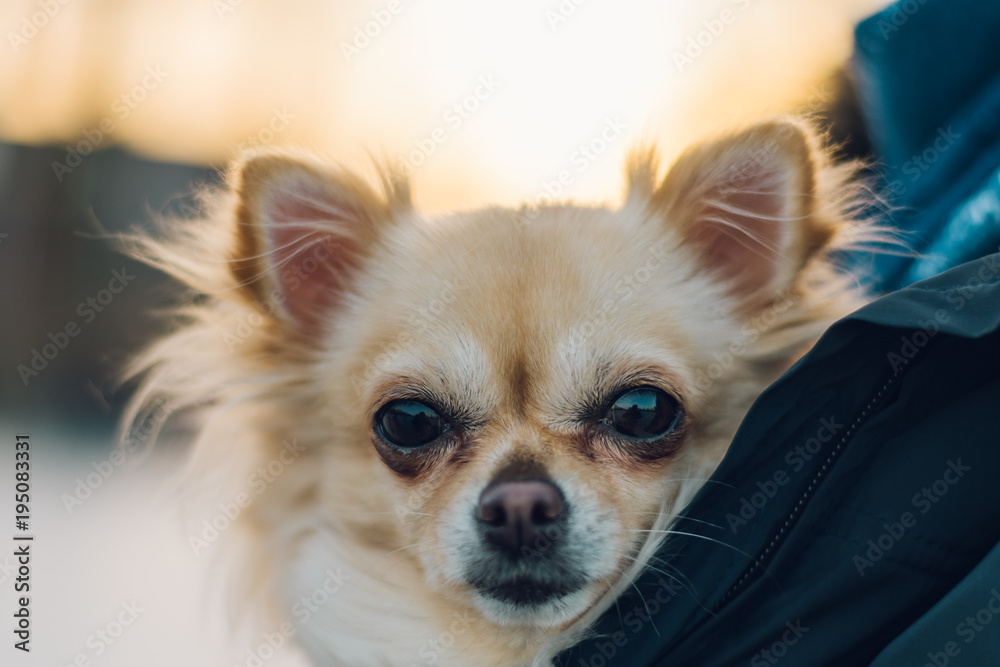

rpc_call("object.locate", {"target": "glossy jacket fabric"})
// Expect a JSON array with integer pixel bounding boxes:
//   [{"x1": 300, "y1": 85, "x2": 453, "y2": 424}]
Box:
[
  {"x1": 555, "y1": 252, "x2": 1000, "y2": 666},
  {"x1": 853, "y1": 0, "x2": 1000, "y2": 291}
]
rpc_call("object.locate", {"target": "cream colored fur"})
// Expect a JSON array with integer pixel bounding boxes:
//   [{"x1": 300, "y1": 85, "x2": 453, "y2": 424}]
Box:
[{"x1": 122, "y1": 118, "x2": 880, "y2": 666}]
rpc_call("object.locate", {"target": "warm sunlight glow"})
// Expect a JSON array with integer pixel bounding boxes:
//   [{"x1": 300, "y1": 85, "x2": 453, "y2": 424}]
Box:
[{"x1": 0, "y1": 0, "x2": 891, "y2": 208}]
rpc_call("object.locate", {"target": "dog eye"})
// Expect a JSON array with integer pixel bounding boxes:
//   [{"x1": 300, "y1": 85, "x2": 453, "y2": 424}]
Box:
[
  {"x1": 376, "y1": 400, "x2": 447, "y2": 448},
  {"x1": 603, "y1": 387, "x2": 679, "y2": 439}
]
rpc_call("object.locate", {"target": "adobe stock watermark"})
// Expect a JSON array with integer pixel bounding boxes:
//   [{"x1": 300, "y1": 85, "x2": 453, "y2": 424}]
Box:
[
  {"x1": 920, "y1": 588, "x2": 1000, "y2": 667},
  {"x1": 556, "y1": 237, "x2": 669, "y2": 357},
  {"x1": 189, "y1": 438, "x2": 306, "y2": 556},
  {"x1": 690, "y1": 289, "x2": 798, "y2": 393},
  {"x1": 875, "y1": 0, "x2": 930, "y2": 40},
  {"x1": 750, "y1": 619, "x2": 810, "y2": 666},
  {"x1": 290, "y1": 567, "x2": 351, "y2": 626},
  {"x1": 340, "y1": 0, "x2": 408, "y2": 63},
  {"x1": 51, "y1": 66, "x2": 168, "y2": 182},
  {"x1": 853, "y1": 459, "x2": 970, "y2": 576},
  {"x1": 575, "y1": 576, "x2": 686, "y2": 667},
  {"x1": 728, "y1": 138, "x2": 780, "y2": 189},
  {"x1": 395, "y1": 484, "x2": 431, "y2": 524},
  {"x1": 518, "y1": 522, "x2": 567, "y2": 563},
  {"x1": 0, "y1": 555, "x2": 17, "y2": 585},
  {"x1": 408, "y1": 610, "x2": 475, "y2": 666},
  {"x1": 235, "y1": 567, "x2": 350, "y2": 667},
  {"x1": 224, "y1": 240, "x2": 333, "y2": 352},
  {"x1": 233, "y1": 107, "x2": 297, "y2": 159},
  {"x1": 725, "y1": 415, "x2": 843, "y2": 534},
  {"x1": 545, "y1": 0, "x2": 589, "y2": 31},
  {"x1": 53, "y1": 600, "x2": 144, "y2": 667},
  {"x1": 17, "y1": 267, "x2": 136, "y2": 386},
  {"x1": 672, "y1": 0, "x2": 752, "y2": 73},
  {"x1": 352, "y1": 278, "x2": 466, "y2": 399},
  {"x1": 518, "y1": 116, "x2": 628, "y2": 225},
  {"x1": 886, "y1": 251, "x2": 999, "y2": 372},
  {"x1": 61, "y1": 401, "x2": 169, "y2": 513},
  {"x1": 7, "y1": 0, "x2": 73, "y2": 53},
  {"x1": 233, "y1": 623, "x2": 296, "y2": 667},
  {"x1": 213, "y1": 0, "x2": 246, "y2": 20},
  {"x1": 885, "y1": 126, "x2": 960, "y2": 199},
  {"x1": 400, "y1": 75, "x2": 501, "y2": 177}
]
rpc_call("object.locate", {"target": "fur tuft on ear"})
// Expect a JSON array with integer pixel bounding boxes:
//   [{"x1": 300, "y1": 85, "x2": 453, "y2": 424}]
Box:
[
  {"x1": 229, "y1": 150, "x2": 410, "y2": 334},
  {"x1": 648, "y1": 119, "x2": 836, "y2": 307}
]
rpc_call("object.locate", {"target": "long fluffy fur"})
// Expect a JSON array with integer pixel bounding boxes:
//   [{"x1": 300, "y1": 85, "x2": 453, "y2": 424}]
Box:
[{"x1": 120, "y1": 120, "x2": 893, "y2": 666}]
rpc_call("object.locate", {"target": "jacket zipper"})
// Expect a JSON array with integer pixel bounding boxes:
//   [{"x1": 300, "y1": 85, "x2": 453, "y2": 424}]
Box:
[{"x1": 713, "y1": 333, "x2": 929, "y2": 611}]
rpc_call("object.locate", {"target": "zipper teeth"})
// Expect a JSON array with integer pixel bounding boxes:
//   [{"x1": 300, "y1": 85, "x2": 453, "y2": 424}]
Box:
[{"x1": 713, "y1": 346, "x2": 917, "y2": 612}]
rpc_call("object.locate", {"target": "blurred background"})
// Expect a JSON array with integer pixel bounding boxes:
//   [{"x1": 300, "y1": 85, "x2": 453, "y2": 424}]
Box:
[{"x1": 4, "y1": 0, "x2": 1000, "y2": 664}]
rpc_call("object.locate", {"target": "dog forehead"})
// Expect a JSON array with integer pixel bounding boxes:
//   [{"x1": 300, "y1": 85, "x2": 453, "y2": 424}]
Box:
[
  {"x1": 385, "y1": 204, "x2": 683, "y2": 321},
  {"x1": 356, "y1": 205, "x2": 713, "y2": 409},
  {"x1": 377, "y1": 206, "x2": 635, "y2": 351}
]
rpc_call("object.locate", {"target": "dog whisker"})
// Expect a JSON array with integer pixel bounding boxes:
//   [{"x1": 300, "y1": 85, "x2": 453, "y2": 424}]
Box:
[{"x1": 123, "y1": 116, "x2": 874, "y2": 664}]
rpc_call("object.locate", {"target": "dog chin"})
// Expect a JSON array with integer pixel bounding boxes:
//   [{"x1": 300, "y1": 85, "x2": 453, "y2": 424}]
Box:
[{"x1": 471, "y1": 578, "x2": 596, "y2": 627}]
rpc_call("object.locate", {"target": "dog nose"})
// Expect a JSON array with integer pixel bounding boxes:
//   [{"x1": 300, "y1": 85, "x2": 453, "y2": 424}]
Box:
[{"x1": 477, "y1": 480, "x2": 565, "y2": 554}]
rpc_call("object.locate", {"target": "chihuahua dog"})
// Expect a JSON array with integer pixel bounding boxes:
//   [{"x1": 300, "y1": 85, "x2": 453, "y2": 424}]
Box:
[{"x1": 124, "y1": 118, "x2": 872, "y2": 666}]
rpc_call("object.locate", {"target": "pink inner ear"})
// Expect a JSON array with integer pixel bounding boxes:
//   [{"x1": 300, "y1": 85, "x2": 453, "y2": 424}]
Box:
[
  {"x1": 689, "y1": 167, "x2": 790, "y2": 297},
  {"x1": 265, "y1": 188, "x2": 362, "y2": 332}
]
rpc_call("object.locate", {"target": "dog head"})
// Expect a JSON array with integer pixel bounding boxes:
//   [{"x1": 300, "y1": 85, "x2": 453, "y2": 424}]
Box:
[{"x1": 151, "y1": 119, "x2": 865, "y2": 657}]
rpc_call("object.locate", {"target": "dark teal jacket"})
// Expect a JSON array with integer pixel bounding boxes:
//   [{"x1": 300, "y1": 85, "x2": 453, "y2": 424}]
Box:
[{"x1": 556, "y1": 252, "x2": 1000, "y2": 666}]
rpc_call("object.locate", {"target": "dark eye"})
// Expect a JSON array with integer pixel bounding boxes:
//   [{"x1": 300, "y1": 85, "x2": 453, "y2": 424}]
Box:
[
  {"x1": 603, "y1": 387, "x2": 679, "y2": 439},
  {"x1": 376, "y1": 400, "x2": 448, "y2": 448}
]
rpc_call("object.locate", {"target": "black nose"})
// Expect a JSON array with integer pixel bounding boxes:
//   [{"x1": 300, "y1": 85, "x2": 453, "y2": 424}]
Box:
[{"x1": 477, "y1": 480, "x2": 565, "y2": 554}]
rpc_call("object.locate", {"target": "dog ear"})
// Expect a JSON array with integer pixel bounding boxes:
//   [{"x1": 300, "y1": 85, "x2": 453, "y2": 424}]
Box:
[
  {"x1": 651, "y1": 120, "x2": 835, "y2": 308},
  {"x1": 228, "y1": 151, "x2": 408, "y2": 334}
]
